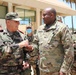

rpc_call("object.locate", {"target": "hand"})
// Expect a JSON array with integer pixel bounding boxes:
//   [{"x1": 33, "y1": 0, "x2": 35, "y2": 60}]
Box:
[
  {"x1": 25, "y1": 45, "x2": 33, "y2": 51},
  {"x1": 22, "y1": 61, "x2": 29, "y2": 70},
  {"x1": 18, "y1": 40, "x2": 29, "y2": 48},
  {"x1": 59, "y1": 72, "x2": 66, "y2": 75}
]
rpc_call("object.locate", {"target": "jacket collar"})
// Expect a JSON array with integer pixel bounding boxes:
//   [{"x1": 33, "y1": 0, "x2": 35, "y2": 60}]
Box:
[{"x1": 43, "y1": 20, "x2": 57, "y2": 31}]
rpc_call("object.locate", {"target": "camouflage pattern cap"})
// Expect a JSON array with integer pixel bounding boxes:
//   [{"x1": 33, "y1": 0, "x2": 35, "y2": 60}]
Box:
[{"x1": 5, "y1": 12, "x2": 22, "y2": 21}]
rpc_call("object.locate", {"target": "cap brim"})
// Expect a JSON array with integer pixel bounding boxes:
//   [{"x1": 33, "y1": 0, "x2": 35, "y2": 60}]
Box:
[{"x1": 12, "y1": 18, "x2": 22, "y2": 21}]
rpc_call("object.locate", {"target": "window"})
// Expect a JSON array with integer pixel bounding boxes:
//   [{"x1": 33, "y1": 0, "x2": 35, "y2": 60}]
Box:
[
  {"x1": 0, "y1": 6, "x2": 7, "y2": 19},
  {"x1": 16, "y1": 8, "x2": 36, "y2": 25}
]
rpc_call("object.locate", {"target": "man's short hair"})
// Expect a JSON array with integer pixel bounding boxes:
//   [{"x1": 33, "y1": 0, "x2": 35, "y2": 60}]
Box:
[
  {"x1": 26, "y1": 25, "x2": 32, "y2": 29},
  {"x1": 5, "y1": 12, "x2": 22, "y2": 21}
]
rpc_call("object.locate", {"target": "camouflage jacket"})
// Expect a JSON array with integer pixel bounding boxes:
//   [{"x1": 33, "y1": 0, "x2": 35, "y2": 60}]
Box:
[
  {"x1": 72, "y1": 33, "x2": 76, "y2": 68},
  {"x1": 34, "y1": 21, "x2": 74, "y2": 73},
  {"x1": 0, "y1": 29, "x2": 26, "y2": 67},
  {"x1": 26, "y1": 35, "x2": 39, "y2": 65}
]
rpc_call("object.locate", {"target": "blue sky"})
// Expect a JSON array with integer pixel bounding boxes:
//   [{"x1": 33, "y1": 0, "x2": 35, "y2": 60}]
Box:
[{"x1": 59, "y1": 0, "x2": 76, "y2": 29}]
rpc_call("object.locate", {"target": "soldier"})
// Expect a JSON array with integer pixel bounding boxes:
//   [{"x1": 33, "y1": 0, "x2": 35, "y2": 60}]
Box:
[
  {"x1": 56, "y1": 16, "x2": 63, "y2": 23},
  {"x1": 0, "y1": 12, "x2": 33, "y2": 75},
  {"x1": 24, "y1": 25, "x2": 39, "y2": 75},
  {"x1": 33, "y1": 8, "x2": 74, "y2": 75},
  {"x1": 71, "y1": 31, "x2": 76, "y2": 75},
  {"x1": 26, "y1": 25, "x2": 33, "y2": 42}
]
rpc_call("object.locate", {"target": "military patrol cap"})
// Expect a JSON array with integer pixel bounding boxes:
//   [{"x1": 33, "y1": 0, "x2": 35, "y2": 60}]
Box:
[{"x1": 5, "y1": 12, "x2": 22, "y2": 21}]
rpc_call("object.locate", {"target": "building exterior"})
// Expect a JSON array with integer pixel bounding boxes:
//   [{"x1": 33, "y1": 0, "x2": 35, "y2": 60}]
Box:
[
  {"x1": 0, "y1": 0, "x2": 76, "y2": 33},
  {"x1": 59, "y1": 0, "x2": 76, "y2": 32}
]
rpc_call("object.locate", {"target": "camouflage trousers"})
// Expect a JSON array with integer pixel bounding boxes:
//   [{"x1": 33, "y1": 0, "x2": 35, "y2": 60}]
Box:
[
  {"x1": 23, "y1": 65, "x2": 37, "y2": 75},
  {"x1": 40, "y1": 70, "x2": 71, "y2": 75},
  {"x1": 71, "y1": 54, "x2": 76, "y2": 75},
  {"x1": 23, "y1": 64, "x2": 40, "y2": 75},
  {"x1": 0, "y1": 66, "x2": 24, "y2": 75},
  {"x1": 31, "y1": 65, "x2": 37, "y2": 75},
  {"x1": 23, "y1": 66, "x2": 31, "y2": 75},
  {"x1": 71, "y1": 62, "x2": 76, "y2": 75},
  {"x1": 40, "y1": 70, "x2": 59, "y2": 75},
  {"x1": 0, "y1": 73, "x2": 22, "y2": 75}
]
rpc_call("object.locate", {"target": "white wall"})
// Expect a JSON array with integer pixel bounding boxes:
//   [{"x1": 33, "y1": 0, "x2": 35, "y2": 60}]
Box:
[{"x1": 0, "y1": 19, "x2": 6, "y2": 29}]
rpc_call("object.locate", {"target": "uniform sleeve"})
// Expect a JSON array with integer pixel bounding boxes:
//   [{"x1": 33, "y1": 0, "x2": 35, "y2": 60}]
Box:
[
  {"x1": 60, "y1": 26, "x2": 74, "y2": 73},
  {"x1": 10, "y1": 44, "x2": 19, "y2": 50},
  {"x1": 9, "y1": 33, "x2": 27, "y2": 51},
  {"x1": 0, "y1": 34, "x2": 20, "y2": 55},
  {"x1": 0, "y1": 41, "x2": 20, "y2": 55}
]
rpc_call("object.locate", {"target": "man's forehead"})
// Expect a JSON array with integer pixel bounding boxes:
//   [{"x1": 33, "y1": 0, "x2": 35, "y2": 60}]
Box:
[
  {"x1": 7, "y1": 19, "x2": 18, "y2": 21},
  {"x1": 43, "y1": 10, "x2": 51, "y2": 15}
]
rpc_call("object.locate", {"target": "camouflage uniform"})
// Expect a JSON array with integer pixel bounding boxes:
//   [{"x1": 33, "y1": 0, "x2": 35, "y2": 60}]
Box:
[
  {"x1": 28, "y1": 35, "x2": 39, "y2": 75},
  {"x1": 24, "y1": 25, "x2": 40, "y2": 75},
  {"x1": 0, "y1": 30, "x2": 27, "y2": 75},
  {"x1": 34, "y1": 20, "x2": 74, "y2": 75},
  {"x1": 24, "y1": 34, "x2": 39, "y2": 75},
  {"x1": 71, "y1": 33, "x2": 76, "y2": 75}
]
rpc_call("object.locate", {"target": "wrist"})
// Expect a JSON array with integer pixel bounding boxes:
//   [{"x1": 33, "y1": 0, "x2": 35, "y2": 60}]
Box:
[
  {"x1": 10, "y1": 44, "x2": 19, "y2": 50},
  {"x1": 59, "y1": 71, "x2": 66, "y2": 75},
  {"x1": 18, "y1": 43, "x2": 24, "y2": 48}
]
